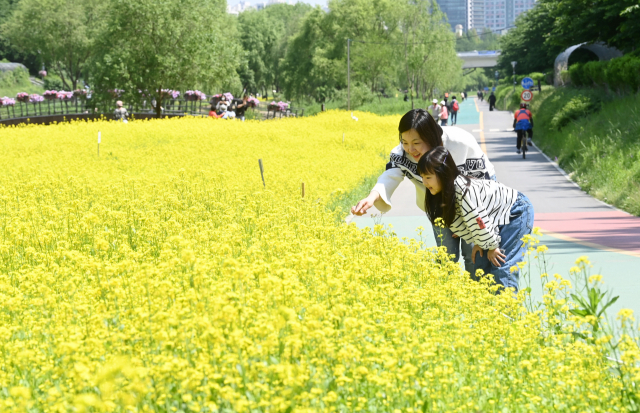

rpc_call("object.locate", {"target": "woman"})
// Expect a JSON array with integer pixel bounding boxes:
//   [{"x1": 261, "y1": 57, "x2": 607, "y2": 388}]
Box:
[
  {"x1": 439, "y1": 100, "x2": 449, "y2": 126},
  {"x1": 351, "y1": 109, "x2": 496, "y2": 275},
  {"x1": 418, "y1": 146, "x2": 534, "y2": 290}
]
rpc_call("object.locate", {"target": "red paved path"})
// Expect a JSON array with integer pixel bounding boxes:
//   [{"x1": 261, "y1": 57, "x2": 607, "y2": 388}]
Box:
[{"x1": 535, "y1": 211, "x2": 640, "y2": 256}]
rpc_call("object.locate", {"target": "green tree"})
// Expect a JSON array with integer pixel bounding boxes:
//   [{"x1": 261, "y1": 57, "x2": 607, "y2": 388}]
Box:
[
  {"x1": 1, "y1": 0, "x2": 106, "y2": 90},
  {"x1": 0, "y1": 0, "x2": 106, "y2": 90},
  {"x1": 280, "y1": 7, "x2": 344, "y2": 102},
  {"x1": 90, "y1": 0, "x2": 240, "y2": 118},
  {"x1": 545, "y1": 0, "x2": 640, "y2": 54},
  {"x1": 497, "y1": 2, "x2": 563, "y2": 76},
  {"x1": 456, "y1": 28, "x2": 501, "y2": 52},
  {"x1": 397, "y1": 0, "x2": 459, "y2": 107},
  {"x1": 236, "y1": 4, "x2": 312, "y2": 97}
]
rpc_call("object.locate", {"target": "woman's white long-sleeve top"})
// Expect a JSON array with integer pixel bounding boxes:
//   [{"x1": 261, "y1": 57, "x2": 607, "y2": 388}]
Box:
[{"x1": 371, "y1": 126, "x2": 496, "y2": 213}]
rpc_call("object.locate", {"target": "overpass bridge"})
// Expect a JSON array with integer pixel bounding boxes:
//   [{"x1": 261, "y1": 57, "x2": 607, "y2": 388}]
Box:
[{"x1": 457, "y1": 50, "x2": 500, "y2": 68}]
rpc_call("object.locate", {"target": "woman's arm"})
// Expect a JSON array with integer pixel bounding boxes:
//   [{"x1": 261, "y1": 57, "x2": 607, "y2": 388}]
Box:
[{"x1": 351, "y1": 167, "x2": 406, "y2": 215}]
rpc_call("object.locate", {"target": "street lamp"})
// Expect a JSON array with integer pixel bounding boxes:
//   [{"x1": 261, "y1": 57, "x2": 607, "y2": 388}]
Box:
[{"x1": 511, "y1": 61, "x2": 517, "y2": 93}]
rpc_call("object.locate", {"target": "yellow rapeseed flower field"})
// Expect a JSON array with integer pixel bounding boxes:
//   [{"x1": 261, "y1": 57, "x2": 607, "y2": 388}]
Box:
[{"x1": 0, "y1": 113, "x2": 637, "y2": 412}]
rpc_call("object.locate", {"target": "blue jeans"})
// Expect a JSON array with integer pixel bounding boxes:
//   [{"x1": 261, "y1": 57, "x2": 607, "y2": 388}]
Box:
[
  {"x1": 450, "y1": 111, "x2": 457, "y2": 124},
  {"x1": 473, "y1": 193, "x2": 534, "y2": 291},
  {"x1": 434, "y1": 226, "x2": 474, "y2": 274}
]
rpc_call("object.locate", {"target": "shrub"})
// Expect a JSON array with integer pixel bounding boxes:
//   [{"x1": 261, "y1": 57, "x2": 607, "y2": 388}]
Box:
[
  {"x1": 550, "y1": 95, "x2": 599, "y2": 130},
  {"x1": 43, "y1": 74, "x2": 64, "y2": 91},
  {"x1": 569, "y1": 63, "x2": 586, "y2": 87}
]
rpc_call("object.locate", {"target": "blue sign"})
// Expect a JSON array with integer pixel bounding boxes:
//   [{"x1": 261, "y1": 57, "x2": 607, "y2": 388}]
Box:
[
  {"x1": 484, "y1": 87, "x2": 489, "y2": 91},
  {"x1": 521, "y1": 77, "x2": 534, "y2": 89},
  {"x1": 492, "y1": 87, "x2": 496, "y2": 92}
]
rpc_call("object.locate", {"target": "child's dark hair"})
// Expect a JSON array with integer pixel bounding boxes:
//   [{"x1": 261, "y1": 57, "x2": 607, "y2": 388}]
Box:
[
  {"x1": 417, "y1": 146, "x2": 470, "y2": 227},
  {"x1": 398, "y1": 109, "x2": 444, "y2": 148}
]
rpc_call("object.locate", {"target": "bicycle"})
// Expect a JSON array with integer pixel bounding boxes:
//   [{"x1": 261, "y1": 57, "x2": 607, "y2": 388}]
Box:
[{"x1": 520, "y1": 129, "x2": 528, "y2": 159}]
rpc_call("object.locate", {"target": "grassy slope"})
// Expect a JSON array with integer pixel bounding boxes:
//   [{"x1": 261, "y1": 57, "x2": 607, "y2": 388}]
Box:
[
  {"x1": 530, "y1": 87, "x2": 640, "y2": 215},
  {"x1": 302, "y1": 96, "x2": 429, "y2": 117},
  {"x1": 0, "y1": 69, "x2": 43, "y2": 98}
]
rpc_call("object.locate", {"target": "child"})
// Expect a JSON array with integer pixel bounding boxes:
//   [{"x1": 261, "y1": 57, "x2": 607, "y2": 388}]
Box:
[{"x1": 417, "y1": 146, "x2": 534, "y2": 291}]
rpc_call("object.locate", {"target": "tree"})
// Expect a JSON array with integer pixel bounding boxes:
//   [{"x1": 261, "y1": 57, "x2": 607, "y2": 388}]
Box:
[
  {"x1": 545, "y1": 0, "x2": 640, "y2": 54},
  {"x1": 90, "y1": 0, "x2": 240, "y2": 118},
  {"x1": 397, "y1": 0, "x2": 459, "y2": 107},
  {"x1": 497, "y1": 2, "x2": 563, "y2": 76},
  {"x1": 456, "y1": 28, "x2": 501, "y2": 52},
  {"x1": 1, "y1": 0, "x2": 106, "y2": 90}
]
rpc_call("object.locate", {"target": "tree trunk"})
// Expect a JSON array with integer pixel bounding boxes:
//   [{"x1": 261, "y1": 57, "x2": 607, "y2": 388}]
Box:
[{"x1": 155, "y1": 90, "x2": 163, "y2": 119}]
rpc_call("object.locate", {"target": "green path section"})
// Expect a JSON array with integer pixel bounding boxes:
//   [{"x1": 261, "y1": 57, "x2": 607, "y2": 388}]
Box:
[
  {"x1": 454, "y1": 96, "x2": 480, "y2": 125},
  {"x1": 353, "y1": 215, "x2": 640, "y2": 321}
]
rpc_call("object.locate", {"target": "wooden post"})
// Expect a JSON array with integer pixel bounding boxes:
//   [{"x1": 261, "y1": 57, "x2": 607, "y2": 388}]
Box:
[
  {"x1": 301, "y1": 182, "x2": 305, "y2": 198},
  {"x1": 258, "y1": 159, "x2": 265, "y2": 188},
  {"x1": 98, "y1": 131, "x2": 101, "y2": 156}
]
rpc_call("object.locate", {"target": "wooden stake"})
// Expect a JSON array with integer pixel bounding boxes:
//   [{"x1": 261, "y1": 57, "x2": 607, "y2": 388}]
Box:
[
  {"x1": 258, "y1": 159, "x2": 265, "y2": 188},
  {"x1": 98, "y1": 131, "x2": 101, "y2": 156},
  {"x1": 301, "y1": 182, "x2": 305, "y2": 198}
]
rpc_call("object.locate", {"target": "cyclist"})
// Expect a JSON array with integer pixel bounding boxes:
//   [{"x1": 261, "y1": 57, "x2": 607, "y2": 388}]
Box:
[{"x1": 513, "y1": 103, "x2": 533, "y2": 154}]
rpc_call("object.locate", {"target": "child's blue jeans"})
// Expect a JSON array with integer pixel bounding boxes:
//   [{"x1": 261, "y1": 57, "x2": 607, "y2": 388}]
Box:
[{"x1": 472, "y1": 192, "x2": 534, "y2": 291}]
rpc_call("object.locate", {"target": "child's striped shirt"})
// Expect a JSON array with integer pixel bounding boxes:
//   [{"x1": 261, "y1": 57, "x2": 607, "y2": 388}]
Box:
[{"x1": 449, "y1": 176, "x2": 518, "y2": 250}]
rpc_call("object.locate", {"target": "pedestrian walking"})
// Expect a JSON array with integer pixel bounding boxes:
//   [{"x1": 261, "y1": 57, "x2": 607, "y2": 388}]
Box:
[
  {"x1": 350, "y1": 109, "x2": 497, "y2": 275},
  {"x1": 450, "y1": 96, "x2": 459, "y2": 125},
  {"x1": 488, "y1": 92, "x2": 496, "y2": 111},
  {"x1": 513, "y1": 103, "x2": 533, "y2": 154},
  {"x1": 439, "y1": 100, "x2": 449, "y2": 126},
  {"x1": 417, "y1": 146, "x2": 534, "y2": 291},
  {"x1": 427, "y1": 99, "x2": 441, "y2": 119},
  {"x1": 114, "y1": 101, "x2": 128, "y2": 123}
]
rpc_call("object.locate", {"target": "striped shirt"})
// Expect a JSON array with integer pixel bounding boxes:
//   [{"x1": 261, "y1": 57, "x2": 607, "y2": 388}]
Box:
[{"x1": 449, "y1": 176, "x2": 518, "y2": 250}]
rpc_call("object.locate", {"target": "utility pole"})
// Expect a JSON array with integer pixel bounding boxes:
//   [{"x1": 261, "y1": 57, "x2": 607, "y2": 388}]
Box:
[
  {"x1": 511, "y1": 61, "x2": 517, "y2": 93},
  {"x1": 347, "y1": 38, "x2": 351, "y2": 112}
]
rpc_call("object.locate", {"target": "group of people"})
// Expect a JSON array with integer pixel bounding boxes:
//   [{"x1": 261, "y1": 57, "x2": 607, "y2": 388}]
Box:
[
  {"x1": 351, "y1": 108, "x2": 535, "y2": 293},
  {"x1": 426, "y1": 94, "x2": 461, "y2": 126},
  {"x1": 209, "y1": 95, "x2": 251, "y2": 121}
]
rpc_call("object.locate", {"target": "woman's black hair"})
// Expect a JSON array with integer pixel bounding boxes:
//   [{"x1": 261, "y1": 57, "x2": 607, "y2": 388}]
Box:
[
  {"x1": 417, "y1": 146, "x2": 470, "y2": 227},
  {"x1": 398, "y1": 109, "x2": 444, "y2": 148}
]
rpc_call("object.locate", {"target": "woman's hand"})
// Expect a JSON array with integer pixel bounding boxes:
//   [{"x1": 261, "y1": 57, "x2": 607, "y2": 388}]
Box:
[{"x1": 351, "y1": 191, "x2": 380, "y2": 216}]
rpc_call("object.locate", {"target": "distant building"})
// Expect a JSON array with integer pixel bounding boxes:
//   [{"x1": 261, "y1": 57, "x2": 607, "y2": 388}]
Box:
[
  {"x1": 227, "y1": 1, "x2": 255, "y2": 15},
  {"x1": 484, "y1": 0, "x2": 536, "y2": 31},
  {"x1": 227, "y1": 0, "x2": 285, "y2": 14},
  {"x1": 437, "y1": 0, "x2": 536, "y2": 33},
  {"x1": 468, "y1": 0, "x2": 485, "y2": 31},
  {"x1": 435, "y1": 0, "x2": 468, "y2": 32}
]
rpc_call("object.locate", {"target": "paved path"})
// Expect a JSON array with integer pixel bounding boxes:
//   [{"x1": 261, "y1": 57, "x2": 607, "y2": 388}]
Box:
[{"x1": 353, "y1": 97, "x2": 640, "y2": 317}]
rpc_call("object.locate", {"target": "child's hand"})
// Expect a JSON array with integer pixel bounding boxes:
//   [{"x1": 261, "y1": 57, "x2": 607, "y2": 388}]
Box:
[{"x1": 487, "y1": 248, "x2": 506, "y2": 266}]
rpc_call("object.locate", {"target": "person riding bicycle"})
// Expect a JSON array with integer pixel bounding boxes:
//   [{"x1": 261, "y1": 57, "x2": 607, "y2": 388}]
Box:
[{"x1": 513, "y1": 103, "x2": 533, "y2": 154}]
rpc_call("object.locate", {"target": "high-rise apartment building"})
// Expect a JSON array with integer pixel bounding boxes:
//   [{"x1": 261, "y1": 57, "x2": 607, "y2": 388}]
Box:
[
  {"x1": 468, "y1": 0, "x2": 485, "y2": 31},
  {"x1": 484, "y1": 0, "x2": 536, "y2": 31},
  {"x1": 435, "y1": 0, "x2": 468, "y2": 32},
  {"x1": 437, "y1": 0, "x2": 536, "y2": 33}
]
